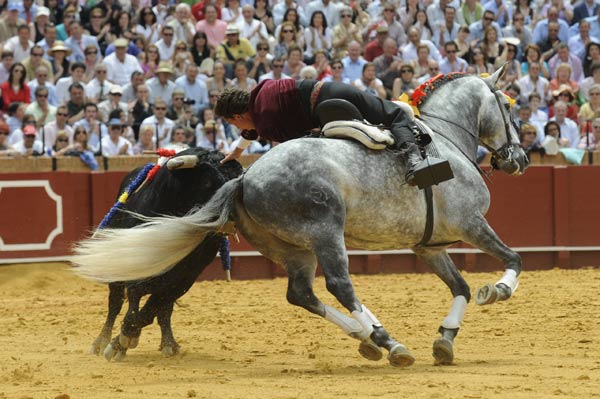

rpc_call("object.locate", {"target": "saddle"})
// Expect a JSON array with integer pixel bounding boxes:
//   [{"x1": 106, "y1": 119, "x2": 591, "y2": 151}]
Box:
[{"x1": 322, "y1": 120, "x2": 394, "y2": 150}]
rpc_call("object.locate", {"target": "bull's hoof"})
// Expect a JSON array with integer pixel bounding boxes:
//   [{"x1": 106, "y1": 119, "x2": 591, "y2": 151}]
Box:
[
  {"x1": 119, "y1": 334, "x2": 139, "y2": 349},
  {"x1": 475, "y1": 283, "x2": 498, "y2": 305},
  {"x1": 161, "y1": 345, "x2": 179, "y2": 357},
  {"x1": 432, "y1": 338, "x2": 454, "y2": 365},
  {"x1": 387, "y1": 344, "x2": 415, "y2": 367},
  {"x1": 358, "y1": 338, "x2": 383, "y2": 361},
  {"x1": 89, "y1": 335, "x2": 111, "y2": 355}
]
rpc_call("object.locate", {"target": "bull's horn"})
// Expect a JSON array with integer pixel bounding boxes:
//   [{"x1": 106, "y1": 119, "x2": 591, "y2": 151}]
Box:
[{"x1": 166, "y1": 155, "x2": 198, "y2": 170}]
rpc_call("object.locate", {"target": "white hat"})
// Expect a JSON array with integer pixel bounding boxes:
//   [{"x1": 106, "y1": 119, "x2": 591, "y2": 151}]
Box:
[{"x1": 36, "y1": 6, "x2": 51, "y2": 18}]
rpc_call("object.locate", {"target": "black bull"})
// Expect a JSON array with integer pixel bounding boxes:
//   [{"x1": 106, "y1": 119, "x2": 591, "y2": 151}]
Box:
[{"x1": 88, "y1": 148, "x2": 243, "y2": 361}]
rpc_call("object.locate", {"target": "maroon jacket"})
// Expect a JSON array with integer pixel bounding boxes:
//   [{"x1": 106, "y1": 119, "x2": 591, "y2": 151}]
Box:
[{"x1": 241, "y1": 79, "x2": 313, "y2": 143}]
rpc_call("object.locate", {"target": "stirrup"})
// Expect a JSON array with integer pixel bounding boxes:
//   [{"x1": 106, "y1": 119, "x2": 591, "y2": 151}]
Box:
[{"x1": 407, "y1": 157, "x2": 454, "y2": 189}]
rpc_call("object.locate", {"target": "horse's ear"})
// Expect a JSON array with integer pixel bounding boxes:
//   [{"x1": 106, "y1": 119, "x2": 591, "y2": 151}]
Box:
[{"x1": 483, "y1": 63, "x2": 509, "y2": 89}]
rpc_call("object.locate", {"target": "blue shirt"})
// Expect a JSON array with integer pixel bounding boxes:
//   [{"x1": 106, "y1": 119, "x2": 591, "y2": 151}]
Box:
[
  {"x1": 174, "y1": 76, "x2": 209, "y2": 113},
  {"x1": 341, "y1": 56, "x2": 367, "y2": 82}
]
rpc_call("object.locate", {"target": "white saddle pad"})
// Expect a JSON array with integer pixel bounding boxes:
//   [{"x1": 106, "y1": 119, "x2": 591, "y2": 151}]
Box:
[{"x1": 322, "y1": 120, "x2": 395, "y2": 150}]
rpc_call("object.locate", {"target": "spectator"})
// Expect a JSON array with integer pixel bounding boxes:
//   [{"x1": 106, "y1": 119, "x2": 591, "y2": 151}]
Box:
[
  {"x1": 440, "y1": 41, "x2": 468, "y2": 73},
  {"x1": 28, "y1": 65, "x2": 58, "y2": 106},
  {"x1": 0, "y1": 63, "x2": 30, "y2": 112},
  {"x1": 197, "y1": 119, "x2": 229, "y2": 153},
  {"x1": 48, "y1": 41, "x2": 71, "y2": 83},
  {"x1": 129, "y1": 83, "x2": 154, "y2": 136},
  {"x1": 0, "y1": 4, "x2": 26, "y2": 43},
  {"x1": 121, "y1": 71, "x2": 144, "y2": 104},
  {"x1": 273, "y1": 0, "x2": 308, "y2": 27},
  {"x1": 573, "y1": 0, "x2": 599, "y2": 25},
  {"x1": 305, "y1": 0, "x2": 342, "y2": 28},
  {"x1": 532, "y1": 7, "x2": 569, "y2": 46},
  {"x1": 353, "y1": 62, "x2": 385, "y2": 99},
  {"x1": 417, "y1": 59, "x2": 441, "y2": 83},
  {"x1": 434, "y1": 5, "x2": 460, "y2": 48},
  {"x1": 0, "y1": 120, "x2": 19, "y2": 157},
  {"x1": 258, "y1": 57, "x2": 291, "y2": 82},
  {"x1": 364, "y1": 25, "x2": 388, "y2": 62},
  {"x1": 392, "y1": 64, "x2": 418, "y2": 98},
  {"x1": 468, "y1": 10, "x2": 502, "y2": 43},
  {"x1": 163, "y1": 124, "x2": 190, "y2": 151},
  {"x1": 502, "y1": 12, "x2": 532, "y2": 57},
  {"x1": 299, "y1": 65, "x2": 318, "y2": 80},
  {"x1": 495, "y1": 39, "x2": 522, "y2": 89},
  {"x1": 85, "y1": 8, "x2": 110, "y2": 54},
  {"x1": 55, "y1": 7, "x2": 76, "y2": 42},
  {"x1": 4, "y1": 24, "x2": 34, "y2": 63},
  {"x1": 175, "y1": 62, "x2": 209, "y2": 112},
  {"x1": 248, "y1": 40, "x2": 272, "y2": 82},
  {"x1": 521, "y1": 43, "x2": 550, "y2": 79},
  {"x1": 140, "y1": 98, "x2": 175, "y2": 146},
  {"x1": 13, "y1": 125, "x2": 43, "y2": 156},
  {"x1": 102, "y1": 118, "x2": 133, "y2": 155},
  {"x1": 580, "y1": 62, "x2": 600, "y2": 101},
  {"x1": 483, "y1": 0, "x2": 512, "y2": 28},
  {"x1": 84, "y1": 64, "x2": 112, "y2": 103},
  {"x1": 43, "y1": 104, "x2": 73, "y2": 147},
  {"x1": 152, "y1": 0, "x2": 170, "y2": 25},
  {"x1": 304, "y1": 11, "x2": 332, "y2": 63},
  {"x1": 133, "y1": 124, "x2": 156, "y2": 155},
  {"x1": 166, "y1": 3, "x2": 195, "y2": 44},
  {"x1": 331, "y1": 6, "x2": 363, "y2": 59},
  {"x1": 549, "y1": 63, "x2": 580, "y2": 96},
  {"x1": 38, "y1": 24, "x2": 58, "y2": 62},
  {"x1": 98, "y1": 85, "x2": 128, "y2": 124},
  {"x1": 578, "y1": 84, "x2": 600, "y2": 123},
  {"x1": 322, "y1": 58, "x2": 350, "y2": 84},
  {"x1": 551, "y1": 100, "x2": 580, "y2": 148},
  {"x1": 65, "y1": 20, "x2": 101, "y2": 63},
  {"x1": 8, "y1": 113, "x2": 36, "y2": 146},
  {"x1": 402, "y1": 26, "x2": 442, "y2": 64},
  {"x1": 74, "y1": 102, "x2": 108, "y2": 152},
  {"x1": 519, "y1": 61, "x2": 551, "y2": 110},
  {"x1": 583, "y1": 42, "x2": 600, "y2": 78},
  {"x1": 172, "y1": 41, "x2": 194, "y2": 78},
  {"x1": 108, "y1": 108, "x2": 135, "y2": 145},
  {"x1": 578, "y1": 117, "x2": 600, "y2": 150},
  {"x1": 56, "y1": 61, "x2": 86, "y2": 105},
  {"x1": 413, "y1": 9, "x2": 435, "y2": 41},
  {"x1": 312, "y1": 50, "x2": 332, "y2": 80},
  {"x1": 145, "y1": 62, "x2": 176, "y2": 107},
  {"x1": 470, "y1": 46, "x2": 495, "y2": 75},
  {"x1": 542, "y1": 120, "x2": 570, "y2": 153},
  {"x1": 456, "y1": 0, "x2": 483, "y2": 27},
  {"x1": 274, "y1": 8, "x2": 306, "y2": 50},
  {"x1": 22, "y1": 45, "x2": 53, "y2": 82},
  {"x1": 373, "y1": 38, "x2": 402, "y2": 98},
  {"x1": 238, "y1": 5, "x2": 269, "y2": 49},
  {"x1": 519, "y1": 122, "x2": 544, "y2": 156},
  {"x1": 135, "y1": 7, "x2": 160, "y2": 45},
  {"x1": 25, "y1": 86, "x2": 56, "y2": 126},
  {"x1": 549, "y1": 84, "x2": 579, "y2": 123},
  {"x1": 103, "y1": 38, "x2": 142, "y2": 87},
  {"x1": 230, "y1": 59, "x2": 257, "y2": 93},
  {"x1": 156, "y1": 25, "x2": 176, "y2": 61},
  {"x1": 0, "y1": 51, "x2": 14, "y2": 85},
  {"x1": 195, "y1": 4, "x2": 228, "y2": 49},
  {"x1": 216, "y1": 25, "x2": 256, "y2": 78},
  {"x1": 166, "y1": 88, "x2": 186, "y2": 122},
  {"x1": 206, "y1": 61, "x2": 232, "y2": 94},
  {"x1": 254, "y1": 0, "x2": 275, "y2": 35},
  {"x1": 274, "y1": 21, "x2": 300, "y2": 59},
  {"x1": 478, "y1": 25, "x2": 501, "y2": 65},
  {"x1": 51, "y1": 130, "x2": 73, "y2": 156},
  {"x1": 66, "y1": 82, "x2": 86, "y2": 125},
  {"x1": 190, "y1": 31, "x2": 213, "y2": 69},
  {"x1": 549, "y1": 43, "x2": 583, "y2": 84},
  {"x1": 568, "y1": 19, "x2": 598, "y2": 63},
  {"x1": 222, "y1": 0, "x2": 243, "y2": 25},
  {"x1": 282, "y1": 45, "x2": 306, "y2": 80}
]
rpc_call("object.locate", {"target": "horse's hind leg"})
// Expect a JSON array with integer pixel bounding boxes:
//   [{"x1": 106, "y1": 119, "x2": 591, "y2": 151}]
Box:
[
  {"x1": 462, "y1": 216, "x2": 521, "y2": 305},
  {"x1": 414, "y1": 247, "x2": 471, "y2": 365},
  {"x1": 156, "y1": 302, "x2": 180, "y2": 357},
  {"x1": 313, "y1": 238, "x2": 415, "y2": 367},
  {"x1": 90, "y1": 282, "x2": 125, "y2": 355}
]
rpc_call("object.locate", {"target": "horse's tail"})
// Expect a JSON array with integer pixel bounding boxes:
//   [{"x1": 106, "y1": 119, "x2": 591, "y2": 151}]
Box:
[{"x1": 71, "y1": 176, "x2": 243, "y2": 283}]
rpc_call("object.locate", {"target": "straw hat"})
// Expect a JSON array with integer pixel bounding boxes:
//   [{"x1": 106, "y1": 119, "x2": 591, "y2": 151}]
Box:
[
  {"x1": 48, "y1": 41, "x2": 72, "y2": 56},
  {"x1": 501, "y1": 37, "x2": 520, "y2": 47},
  {"x1": 552, "y1": 83, "x2": 574, "y2": 99},
  {"x1": 226, "y1": 25, "x2": 239, "y2": 35},
  {"x1": 156, "y1": 61, "x2": 174, "y2": 74}
]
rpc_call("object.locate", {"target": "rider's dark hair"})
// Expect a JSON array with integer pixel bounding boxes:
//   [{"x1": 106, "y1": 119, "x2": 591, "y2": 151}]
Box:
[{"x1": 215, "y1": 88, "x2": 250, "y2": 118}]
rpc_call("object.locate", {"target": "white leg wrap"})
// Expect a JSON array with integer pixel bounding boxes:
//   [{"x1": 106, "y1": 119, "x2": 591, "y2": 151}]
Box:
[
  {"x1": 496, "y1": 269, "x2": 519, "y2": 293},
  {"x1": 324, "y1": 305, "x2": 363, "y2": 337},
  {"x1": 351, "y1": 305, "x2": 380, "y2": 340},
  {"x1": 441, "y1": 295, "x2": 468, "y2": 329}
]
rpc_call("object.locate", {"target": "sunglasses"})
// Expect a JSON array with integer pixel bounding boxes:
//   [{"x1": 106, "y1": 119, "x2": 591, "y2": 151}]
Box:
[
  {"x1": 57, "y1": 138, "x2": 69, "y2": 142},
  {"x1": 258, "y1": 47, "x2": 269, "y2": 50},
  {"x1": 92, "y1": 15, "x2": 103, "y2": 19},
  {"x1": 57, "y1": 112, "x2": 68, "y2": 116},
  {"x1": 163, "y1": 33, "x2": 173, "y2": 36},
  {"x1": 446, "y1": 50, "x2": 457, "y2": 53},
  {"x1": 86, "y1": 51, "x2": 98, "y2": 55},
  {"x1": 273, "y1": 64, "x2": 284, "y2": 68},
  {"x1": 36, "y1": 94, "x2": 48, "y2": 98},
  {"x1": 37, "y1": 73, "x2": 48, "y2": 77},
  {"x1": 332, "y1": 65, "x2": 343, "y2": 70},
  {"x1": 110, "y1": 125, "x2": 122, "y2": 130},
  {"x1": 154, "y1": 107, "x2": 166, "y2": 110},
  {"x1": 341, "y1": 14, "x2": 352, "y2": 18},
  {"x1": 177, "y1": 47, "x2": 186, "y2": 50},
  {"x1": 32, "y1": 53, "x2": 43, "y2": 57},
  {"x1": 484, "y1": 17, "x2": 494, "y2": 21},
  {"x1": 147, "y1": 49, "x2": 158, "y2": 53},
  {"x1": 209, "y1": 94, "x2": 219, "y2": 97},
  {"x1": 283, "y1": 29, "x2": 294, "y2": 33},
  {"x1": 111, "y1": 93, "x2": 122, "y2": 96},
  {"x1": 384, "y1": 9, "x2": 395, "y2": 12}
]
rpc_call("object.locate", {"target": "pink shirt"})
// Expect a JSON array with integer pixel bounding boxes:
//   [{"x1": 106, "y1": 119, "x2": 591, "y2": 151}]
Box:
[{"x1": 195, "y1": 20, "x2": 228, "y2": 48}]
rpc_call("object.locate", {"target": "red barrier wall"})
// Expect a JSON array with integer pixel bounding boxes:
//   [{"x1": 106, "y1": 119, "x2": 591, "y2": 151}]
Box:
[{"x1": 2, "y1": 166, "x2": 600, "y2": 278}]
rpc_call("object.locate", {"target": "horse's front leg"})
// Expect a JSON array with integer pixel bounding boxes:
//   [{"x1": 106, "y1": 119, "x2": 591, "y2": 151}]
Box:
[
  {"x1": 90, "y1": 282, "x2": 125, "y2": 355},
  {"x1": 414, "y1": 247, "x2": 471, "y2": 365},
  {"x1": 314, "y1": 239, "x2": 415, "y2": 367},
  {"x1": 462, "y1": 216, "x2": 521, "y2": 305}
]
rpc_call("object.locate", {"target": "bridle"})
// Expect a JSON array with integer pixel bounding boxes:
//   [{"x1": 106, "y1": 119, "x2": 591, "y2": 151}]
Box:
[{"x1": 419, "y1": 84, "x2": 521, "y2": 169}]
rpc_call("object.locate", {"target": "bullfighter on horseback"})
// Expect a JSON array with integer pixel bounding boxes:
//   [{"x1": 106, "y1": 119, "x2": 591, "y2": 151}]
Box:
[{"x1": 216, "y1": 79, "x2": 453, "y2": 189}]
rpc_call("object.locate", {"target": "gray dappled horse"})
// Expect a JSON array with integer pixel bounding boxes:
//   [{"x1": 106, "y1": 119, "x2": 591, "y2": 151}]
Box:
[{"x1": 73, "y1": 66, "x2": 529, "y2": 366}]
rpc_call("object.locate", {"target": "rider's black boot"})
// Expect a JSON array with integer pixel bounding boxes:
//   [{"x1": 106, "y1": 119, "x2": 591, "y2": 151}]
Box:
[{"x1": 400, "y1": 142, "x2": 454, "y2": 189}]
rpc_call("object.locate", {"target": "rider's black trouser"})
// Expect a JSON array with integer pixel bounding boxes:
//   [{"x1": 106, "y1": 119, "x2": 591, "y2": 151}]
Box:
[{"x1": 306, "y1": 81, "x2": 417, "y2": 148}]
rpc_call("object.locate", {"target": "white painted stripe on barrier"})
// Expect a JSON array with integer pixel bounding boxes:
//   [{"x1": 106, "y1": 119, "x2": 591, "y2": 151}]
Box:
[{"x1": 2, "y1": 246, "x2": 600, "y2": 264}]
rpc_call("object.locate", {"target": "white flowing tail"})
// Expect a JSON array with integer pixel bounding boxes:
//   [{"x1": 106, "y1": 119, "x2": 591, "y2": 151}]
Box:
[{"x1": 71, "y1": 177, "x2": 243, "y2": 283}]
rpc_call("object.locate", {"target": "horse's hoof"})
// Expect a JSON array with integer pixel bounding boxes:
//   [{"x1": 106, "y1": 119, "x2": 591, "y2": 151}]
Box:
[
  {"x1": 103, "y1": 343, "x2": 116, "y2": 361},
  {"x1": 432, "y1": 338, "x2": 454, "y2": 365},
  {"x1": 161, "y1": 345, "x2": 178, "y2": 357},
  {"x1": 387, "y1": 344, "x2": 415, "y2": 367},
  {"x1": 475, "y1": 283, "x2": 498, "y2": 305},
  {"x1": 358, "y1": 338, "x2": 383, "y2": 361},
  {"x1": 119, "y1": 334, "x2": 138, "y2": 349},
  {"x1": 89, "y1": 335, "x2": 111, "y2": 355}
]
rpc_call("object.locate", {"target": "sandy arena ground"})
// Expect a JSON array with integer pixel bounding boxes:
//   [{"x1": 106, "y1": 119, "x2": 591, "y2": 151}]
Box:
[{"x1": 0, "y1": 262, "x2": 599, "y2": 399}]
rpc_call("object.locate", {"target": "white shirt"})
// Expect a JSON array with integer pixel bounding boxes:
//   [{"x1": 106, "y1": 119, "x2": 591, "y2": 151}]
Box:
[
  {"x1": 140, "y1": 115, "x2": 175, "y2": 146},
  {"x1": 85, "y1": 78, "x2": 114, "y2": 103},
  {"x1": 4, "y1": 37, "x2": 34, "y2": 63},
  {"x1": 167, "y1": 19, "x2": 195, "y2": 44},
  {"x1": 101, "y1": 135, "x2": 133, "y2": 155},
  {"x1": 259, "y1": 72, "x2": 292, "y2": 82},
  {"x1": 551, "y1": 116, "x2": 580, "y2": 148},
  {"x1": 13, "y1": 139, "x2": 44, "y2": 155},
  {"x1": 156, "y1": 39, "x2": 176, "y2": 61},
  {"x1": 102, "y1": 53, "x2": 143, "y2": 87},
  {"x1": 55, "y1": 76, "x2": 76, "y2": 105},
  {"x1": 237, "y1": 19, "x2": 269, "y2": 49},
  {"x1": 42, "y1": 121, "x2": 74, "y2": 147}
]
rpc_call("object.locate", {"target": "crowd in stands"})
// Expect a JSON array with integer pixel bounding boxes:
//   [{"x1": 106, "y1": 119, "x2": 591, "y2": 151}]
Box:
[{"x1": 2, "y1": 0, "x2": 600, "y2": 163}]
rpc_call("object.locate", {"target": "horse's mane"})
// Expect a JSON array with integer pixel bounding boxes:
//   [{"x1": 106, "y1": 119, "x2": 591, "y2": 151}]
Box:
[{"x1": 412, "y1": 73, "x2": 471, "y2": 108}]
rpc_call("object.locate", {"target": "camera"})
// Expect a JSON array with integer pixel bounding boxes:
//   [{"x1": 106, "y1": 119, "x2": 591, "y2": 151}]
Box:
[{"x1": 183, "y1": 98, "x2": 196, "y2": 105}]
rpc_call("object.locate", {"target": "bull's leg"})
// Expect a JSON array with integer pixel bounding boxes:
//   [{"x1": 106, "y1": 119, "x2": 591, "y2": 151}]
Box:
[
  {"x1": 413, "y1": 247, "x2": 471, "y2": 365},
  {"x1": 461, "y1": 216, "x2": 521, "y2": 305},
  {"x1": 156, "y1": 302, "x2": 180, "y2": 357},
  {"x1": 90, "y1": 282, "x2": 125, "y2": 355},
  {"x1": 104, "y1": 291, "x2": 142, "y2": 361},
  {"x1": 313, "y1": 237, "x2": 415, "y2": 367}
]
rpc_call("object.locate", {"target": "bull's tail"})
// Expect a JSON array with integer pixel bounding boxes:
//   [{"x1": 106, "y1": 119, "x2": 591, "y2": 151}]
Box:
[{"x1": 71, "y1": 177, "x2": 243, "y2": 283}]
